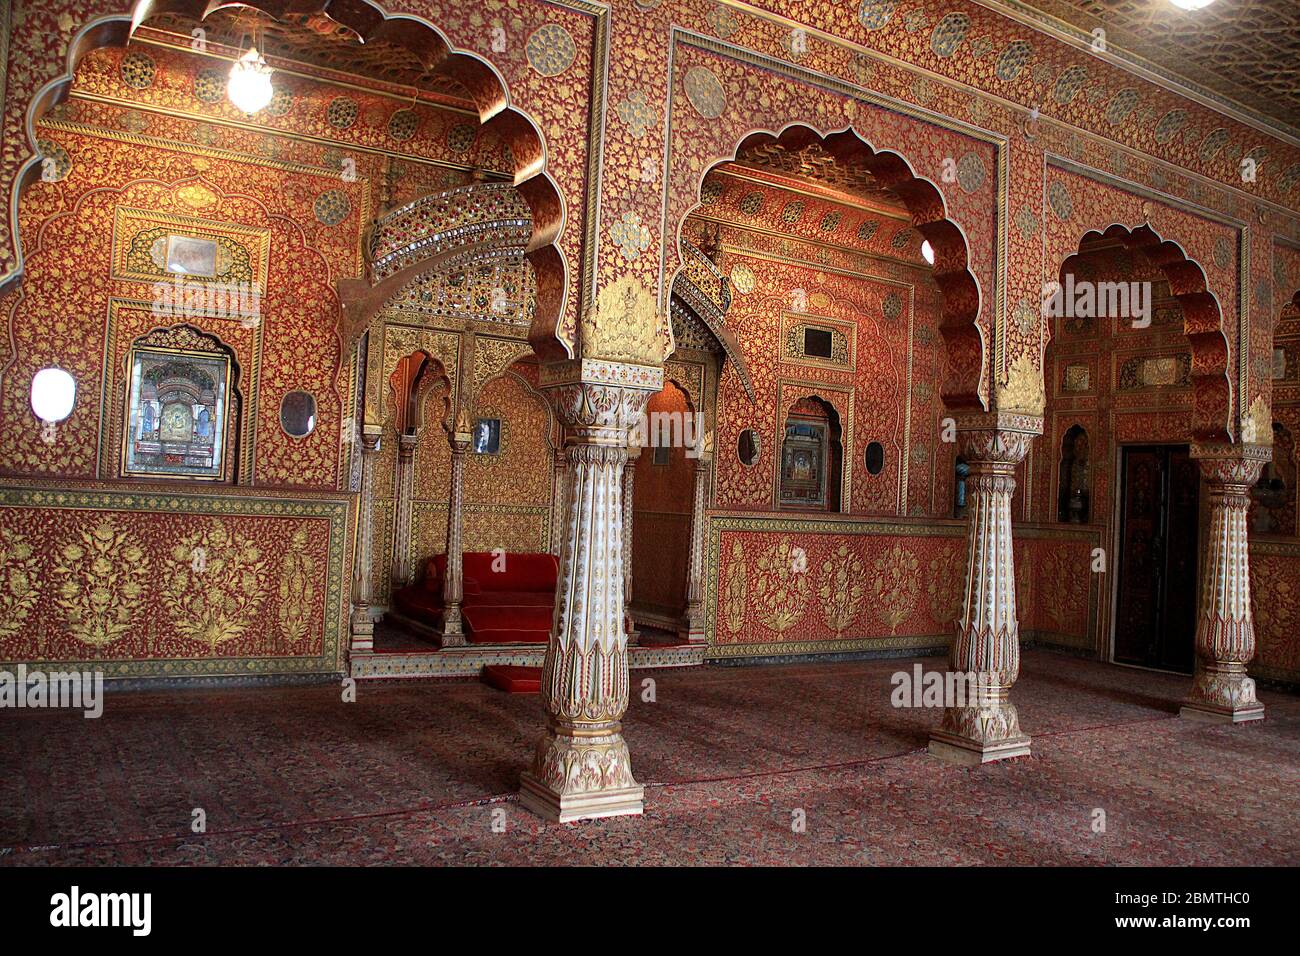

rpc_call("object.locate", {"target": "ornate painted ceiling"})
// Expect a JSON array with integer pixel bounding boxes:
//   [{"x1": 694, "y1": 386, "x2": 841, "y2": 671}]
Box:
[
  {"x1": 141, "y1": 9, "x2": 474, "y2": 106},
  {"x1": 993, "y1": 0, "x2": 1300, "y2": 136}
]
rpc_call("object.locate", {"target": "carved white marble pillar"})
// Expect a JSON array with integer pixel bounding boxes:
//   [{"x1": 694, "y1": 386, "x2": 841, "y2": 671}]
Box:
[
  {"x1": 929, "y1": 420, "x2": 1037, "y2": 765},
  {"x1": 1181, "y1": 443, "x2": 1270, "y2": 723},
  {"x1": 678, "y1": 435, "x2": 713, "y2": 644},
  {"x1": 349, "y1": 428, "x2": 383, "y2": 654},
  {"x1": 440, "y1": 411, "x2": 471, "y2": 647},
  {"x1": 391, "y1": 433, "x2": 418, "y2": 588},
  {"x1": 622, "y1": 443, "x2": 641, "y2": 644},
  {"x1": 518, "y1": 365, "x2": 660, "y2": 822},
  {"x1": 550, "y1": 442, "x2": 567, "y2": 556}
]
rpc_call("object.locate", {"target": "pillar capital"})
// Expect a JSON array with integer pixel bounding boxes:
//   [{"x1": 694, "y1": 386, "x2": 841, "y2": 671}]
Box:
[
  {"x1": 540, "y1": 359, "x2": 664, "y2": 445},
  {"x1": 1191, "y1": 442, "x2": 1270, "y2": 491},
  {"x1": 954, "y1": 412, "x2": 1041, "y2": 468}
]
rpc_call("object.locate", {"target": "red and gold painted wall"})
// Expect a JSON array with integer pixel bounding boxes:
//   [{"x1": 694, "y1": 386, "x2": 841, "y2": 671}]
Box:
[{"x1": 1, "y1": 0, "x2": 1299, "y2": 682}]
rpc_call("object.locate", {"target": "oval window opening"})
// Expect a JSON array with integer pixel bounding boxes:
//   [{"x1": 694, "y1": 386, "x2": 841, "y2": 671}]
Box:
[
  {"x1": 31, "y1": 367, "x2": 76, "y2": 422},
  {"x1": 280, "y1": 390, "x2": 317, "y2": 438},
  {"x1": 737, "y1": 428, "x2": 761, "y2": 466},
  {"x1": 865, "y1": 441, "x2": 885, "y2": 475}
]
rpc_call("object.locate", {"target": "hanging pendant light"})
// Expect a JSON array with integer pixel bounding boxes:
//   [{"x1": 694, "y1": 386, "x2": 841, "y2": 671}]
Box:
[{"x1": 228, "y1": 46, "x2": 274, "y2": 113}]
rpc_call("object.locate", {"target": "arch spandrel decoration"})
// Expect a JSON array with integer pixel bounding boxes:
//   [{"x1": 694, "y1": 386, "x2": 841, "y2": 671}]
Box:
[
  {"x1": 1044, "y1": 165, "x2": 1240, "y2": 443},
  {"x1": 3, "y1": 0, "x2": 576, "y2": 367}
]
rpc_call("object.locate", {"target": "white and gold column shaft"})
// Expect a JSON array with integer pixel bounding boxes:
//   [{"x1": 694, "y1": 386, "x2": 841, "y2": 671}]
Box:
[
  {"x1": 929, "y1": 416, "x2": 1037, "y2": 765},
  {"x1": 519, "y1": 359, "x2": 661, "y2": 822},
  {"x1": 1182, "y1": 442, "x2": 1270, "y2": 723}
]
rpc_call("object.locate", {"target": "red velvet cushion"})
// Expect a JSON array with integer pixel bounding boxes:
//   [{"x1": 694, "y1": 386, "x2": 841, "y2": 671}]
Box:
[
  {"x1": 461, "y1": 552, "x2": 557, "y2": 593},
  {"x1": 463, "y1": 604, "x2": 551, "y2": 644}
]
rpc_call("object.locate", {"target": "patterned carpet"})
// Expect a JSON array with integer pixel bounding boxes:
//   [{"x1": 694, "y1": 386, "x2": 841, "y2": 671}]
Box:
[{"x1": 1, "y1": 650, "x2": 1296, "y2": 865}]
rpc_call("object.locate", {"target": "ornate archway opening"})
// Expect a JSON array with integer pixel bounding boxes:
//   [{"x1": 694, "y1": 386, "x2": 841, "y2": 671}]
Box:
[
  {"x1": 6, "y1": 0, "x2": 569, "y2": 358},
  {"x1": 1040, "y1": 223, "x2": 1230, "y2": 676},
  {"x1": 677, "y1": 124, "x2": 985, "y2": 414}
]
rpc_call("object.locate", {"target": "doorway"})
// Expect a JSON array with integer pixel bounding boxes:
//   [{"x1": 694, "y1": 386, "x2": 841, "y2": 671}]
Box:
[{"x1": 1113, "y1": 445, "x2": 1200, "y2": 672}]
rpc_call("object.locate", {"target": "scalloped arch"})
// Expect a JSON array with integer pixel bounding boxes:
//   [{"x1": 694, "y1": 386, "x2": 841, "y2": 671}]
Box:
[{"x1": 674, "y1": 124, "x2": 986, "y2": 413}]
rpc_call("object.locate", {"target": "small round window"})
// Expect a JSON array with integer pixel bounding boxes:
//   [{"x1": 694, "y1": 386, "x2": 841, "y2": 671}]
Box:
[
  {"x1": 865, "y1": 441, "x2": 885, "y2": 476},
  {"x1": 280, "y1": 390, "x2": 316, "y2": 438},
  {"x1": 31, "y1": 367, "x2": 76, "y2": 422},
  {"x1": 737, "y1": 428, "x2": 761, "y2": 466}
]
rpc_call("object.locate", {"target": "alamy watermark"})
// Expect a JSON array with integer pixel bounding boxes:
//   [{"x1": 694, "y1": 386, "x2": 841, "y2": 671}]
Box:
[
  {"x1": 627, "y1": 410, "x2": 708, "y2": 457},
  {"x1": 890, "y1": 664, "x2": 998, "y2": 708},
  {"x1": 1042, "y1": 274, "x2": 1152, "y2": 329},
  {"x1": 0, "y1": 664, "x2": 104, "y2": 718}
]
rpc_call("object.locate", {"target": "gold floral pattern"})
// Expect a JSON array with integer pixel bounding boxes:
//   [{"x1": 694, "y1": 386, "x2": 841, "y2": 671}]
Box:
[
  {"x1": 52, "y1": 518, "x2": 150, "y2": 648},
  {"x1": 872, "y1": 542, "x2": 919, "y2": 634},
  {"x1": 752, "y1": 541, "x2": 809, "y2": 634},
  {"x1": 0, "y1": 526, "x2": 40, "y2": 644},
  {"x1": 819, "y1": 544, "x2": 864, "y2": 636},
  {"x1": 723, "y1": 541, "x2": 747, "y2": 634},
  {"x1": 277, "y1": 525, "x2": 316, "y2": 646},
  {"x1": 166, "y1": 521, "x2": 268, "y2": 651}
]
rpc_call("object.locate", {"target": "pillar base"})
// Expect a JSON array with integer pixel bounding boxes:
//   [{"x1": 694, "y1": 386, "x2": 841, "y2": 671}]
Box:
[
  {"x1": 677, "y1": 621, "x2": 707, "y2": 645},
  {"x1": 440, "y1": 609, "x2": 466, "y2": 647},
  {"x1": 349, "y1": 608, "x2": 374, "y2": 654},
  {"x1": 1181, "y1": 662, "x2": 1263, "y2": 723},
  {"x1": 518, "y1": 772, "x2": 644, "y2": 823},
  {"x1": 518, "y1": 724, "x2": 643, "y2": 823},
  {"x1": 928, "y1": 698, "x2": 1030, "y2": 765},
  {"x1": 1179, "y1": 703, "x2": 1264, "y2": 724},
  {"x1": 927, "y1": 731, "x2": 1031, "y2": 765}
]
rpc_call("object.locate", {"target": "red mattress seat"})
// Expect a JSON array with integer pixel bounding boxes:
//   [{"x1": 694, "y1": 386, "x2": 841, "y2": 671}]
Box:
[{"x1": 390, "y1": 551, "x2": 557, "y2": 644}]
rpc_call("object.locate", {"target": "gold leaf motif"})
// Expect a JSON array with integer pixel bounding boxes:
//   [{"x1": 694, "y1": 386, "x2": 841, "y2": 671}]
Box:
[
  {"x1": 926, "y1": 554, "x2": 962, "y2": 631},
  {"x1": 872, "y1": 542, "x2": 919, "y2": 634},
  {"x1": 585, "y1": 275, "x2": 669, "y2": 365},
  {"x1": 752, "y1": 541, "x2": 809, "y2": 634},
  {"x1": 723, "y1": 541, "x2": 748, "y2": 634},
  {"x1": 0, "y1": 526, "x2": 41, "y2": 645},
  {"x1": 1241, "y1": 395, "x2": 1272, "y2": 445},
  {"x1": 819, "y1": 544, "x2": 864, "y2": 637},
  {"x1": 277, "y1": 525, "x2": 317, "y2": 646},
  {"x1": 52, "y1": 518, "x2": 150, "y2": 648},
  {"x1": 996, "y1": 354, "x2": 1046, "y2": 416},
  {"x1": 167, "y1": 520, "x2": 268, "y2": 651}
]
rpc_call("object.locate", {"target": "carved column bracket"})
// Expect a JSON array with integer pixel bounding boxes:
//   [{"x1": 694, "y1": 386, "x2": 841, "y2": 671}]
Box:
[
  {"x1": 350, "y1": 428, "x2": 383, "y2": 655},
  {"x1": 519, "y1": 364, "x2": 662, "y2": 823},
  {"x1": 928, "y1": 416, "x2": 1040, "y2": 766},
  {"x1": 1182, "y1": 443, "x2": 1271, "y2": 723},
  {"x1": 440, "y1": 410, "x2": 472, "y2": 648}
]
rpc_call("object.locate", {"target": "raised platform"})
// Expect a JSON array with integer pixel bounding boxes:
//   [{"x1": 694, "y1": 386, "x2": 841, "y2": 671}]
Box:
[{"x1": 350, "y1": 621, "x2": 705, "y2": 679}]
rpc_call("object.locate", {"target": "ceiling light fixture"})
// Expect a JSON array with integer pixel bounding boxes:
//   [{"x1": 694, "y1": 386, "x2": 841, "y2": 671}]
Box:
[
  {"x1": 921, "y1": 240, "x2": 935, "y2": 265},
  {"x1": 1168, "y1": 0, "x2": 1217, "y2": 11},
  {"x1": 228, "y1": 46, "x2": 274, "y2": 114}
]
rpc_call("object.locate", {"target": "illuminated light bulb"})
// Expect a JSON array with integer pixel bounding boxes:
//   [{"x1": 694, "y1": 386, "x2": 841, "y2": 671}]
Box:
[
  {"x1": 228, "y1": 47, "x2": 274, "y2": 114},
  {"x1": 1168, "y1": 0, "x2": 1216, "y2": 10},
  {"x1": 31, "y1": 367, "x2": 76, "y2": 422},
  {"x1": 921, "y1": 240, "x2": 935, "y2": 265}
]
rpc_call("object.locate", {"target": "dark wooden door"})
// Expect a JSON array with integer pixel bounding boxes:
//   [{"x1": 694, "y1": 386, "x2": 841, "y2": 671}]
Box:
[{"x1": 1114, "y1": 445, "x2": 1199, "y2": 672}]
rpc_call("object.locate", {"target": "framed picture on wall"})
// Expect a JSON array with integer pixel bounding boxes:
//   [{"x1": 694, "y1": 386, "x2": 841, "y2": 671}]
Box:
[{"x1": 123, "y1": 346, "x2": 231, "y2": 480}]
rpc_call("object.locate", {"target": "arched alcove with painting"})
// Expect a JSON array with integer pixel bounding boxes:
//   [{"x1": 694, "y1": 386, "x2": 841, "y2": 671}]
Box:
[{"x1": 778, "y1": 396, "x2": 843, "y2": 513}]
